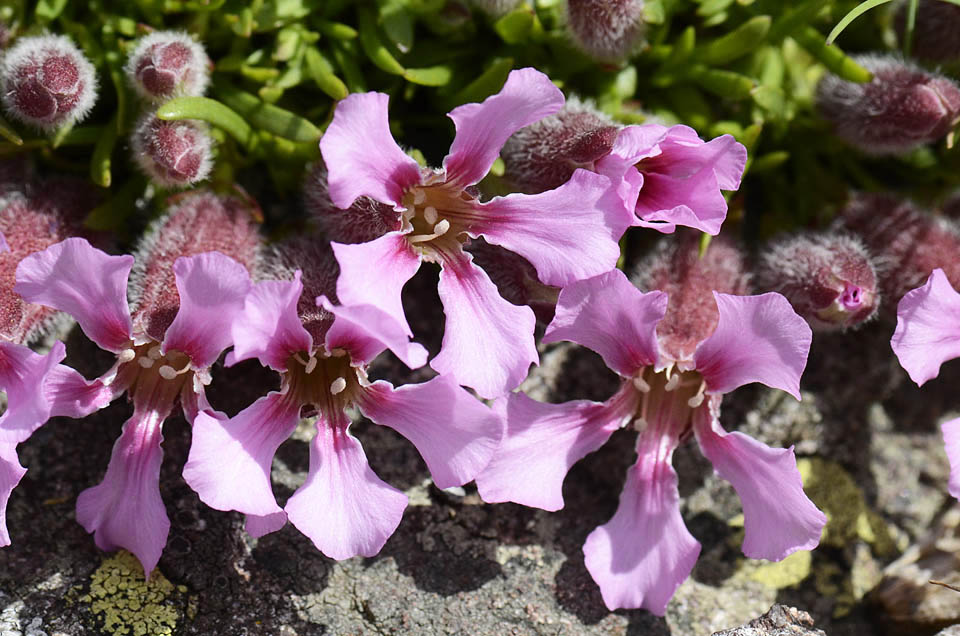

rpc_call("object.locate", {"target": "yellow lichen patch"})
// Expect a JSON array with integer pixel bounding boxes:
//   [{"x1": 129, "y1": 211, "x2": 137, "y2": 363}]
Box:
[
  {"x1": 734, "y1": 550, "x2": 813, "y2": 589},
  {"x1": 78, "y1": 551, "x2": 187, "y2": 636}
]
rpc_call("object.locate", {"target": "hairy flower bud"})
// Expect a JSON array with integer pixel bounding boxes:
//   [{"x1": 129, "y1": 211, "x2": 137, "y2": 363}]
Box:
[
  {"x1": 125, "y1": 31, "x2": 210, "y2": 102},
  {"x1": 894, "y1": 0, "x2": 960, "y2": 63},
  {"x1": 754, "y1": 233, "x2": 879, "y2": 331},
  {"x1": 303, "y1": 161, "x2": 402, "y2": 244},
  {"x1": 0, "y1": 35, "x2": 97, "y2": 131},
  {"x1": 131, "y1": 114, "x2": 213, "y2": 187},
  {"x1": 566, "y1": 0, "x2": 646, "y2": 63},
  {"x1": 816, "y1": 55, "x2": 960, "y2": 156},
  {"x1": 501, "y1": 97, "x2": 619, "y2": 194}
]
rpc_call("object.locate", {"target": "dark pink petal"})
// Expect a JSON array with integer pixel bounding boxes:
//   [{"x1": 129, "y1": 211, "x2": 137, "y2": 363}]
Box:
[
  {"x1": 245, "y1": 512, "x2": 287, "y2": 538},
  {"x1": 75, "y1": 406, "x2": 170, "y2": 576},
  {"x1": 45, "y1": 364, "x2": 114, "y2": 419},
  {"x1": 179, "y1": 383, "x2": 213, "y2": 425},
  {"x1": 356, "y1": 377, "x2": 503, "y2": 489},
  {"x1": 469, "y1": 169, "x2": 631, "y2": 287},
  {"x1": 14, "y1": 238, "x2": 133, "y2": 352},
  {"x1": 476, "y1": 386, "x2": 639, "y2": 511},
  {"x1": 285, "y1": 415, "x2": 407, "y2": 560},
  {"x1": 582, "y1": 450, "x2": 700, "y2": 614},
  {"x1": 162, "y1": 252, "x2": 253, "y2": 369},
  {"x1": 320, "y1": 91, "x2": 422, "y2": 208},
  {"x1": 332, "y1": 233, "x2": 421, "y2": 337},
  {"x1": 443, "y1": 68, "x2": 564, "y2": 187},
  {"x1": 0, "y1": 231, "x2": 8, "y2": 253},
  {"x1": 943, "y1": 418, "x2": 960, "y2": 500},
  {"x1": 694, "y1": 292, "x2": 811, "y2": 400},
  {"x1": 432, "y1": 251, "x2": 537, "y2": 399},
  {"x1": 543, "y1": 269, "x2": 666, "y2": 377},
  {"x1": 183, "y1": 393, "x2": 300, "y2": 518},
  {"x1": 694, "y1": 408, "x2": 825, "y2": 561},
  {"x1": 229, "y1": 274, "x2": 312, "y2": 371},
  {"x1": 891, "y1": 269, "x2": 960, "y2": 386},
  {"x1": 0, "y1": 340, "x2": 64, "y2": 444},
  {"x1": 321, "y1": 298, "x2": 427, "y2": 370},
  {"x1": 0, "y1": 442, "x2": 25, "y2": 546}
]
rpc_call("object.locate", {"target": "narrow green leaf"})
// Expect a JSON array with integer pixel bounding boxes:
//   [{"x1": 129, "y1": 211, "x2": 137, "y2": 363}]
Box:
[
  {"x1": 35, "y1": 0, "x2": 68, "y2": 21},
  {"x1": 89, "y1": 117, "x2": 118, "y2": 188},
  {"x1": 696, "y1": 0, "x2": 734, "y2": 17},
  {"x1": 305, "y1": 47, "x2": 349, "y2": 99},
  {"x1": 0, "y1": 113, "x2": 22, "y2": 146},
  {"x1": 358, "y1": 7, "x2": 405, "y2": 75},
  {"x1": 404, "y1": 65, "x2": 454, "y2": 86},
  {"x1": 156, "y1": 96, "x2": 257, "y2": 151},
  {"x1": 825, "y1": 0, "x2": 893, "y2": 45},
  {"x1": 493, "y1": 6, "x2": 535, "y2": 44},
  {"x1": 695, "y1": 16, "x2": 771, "y2": 65},
  {"x1": 796, "y1": 26, "x2": 873, "y2": 82},
  {"x1": 903, "y1": 0, "x2": 919, "y2": 56},
  {"x1": 213, "y1": 81, "x2": 321, "y2": 143},
  {"x1": 688, "y1": 66, "x2": 756, "y2": 99},
  {"x1": 749, "y1": 150, "x2": 790, "y2": 174},
  {"x1": 50, "y1": 120, "x2": 75, "y2": 149},
  {"x1": 85, "y1": 178, "x2": 146, "y2": 232},
  {"x1": 446, "y1": 57, "x2": 513, "y2": 108},
  {"x1": 381, "y1": 5, "x2": 414, "y2": 53},
  {"x1": 317, "y1": 20, "x2": 358, "y2": 39},
  {"x1": 698, "y1": 233, "x2": 712, "y2": 258},
  {"x1": 768, "y1": 0, "x2": 830, "y2": 41},
  {"x1": 331, "y1": 41, "x2": 366, "y2": 93}
]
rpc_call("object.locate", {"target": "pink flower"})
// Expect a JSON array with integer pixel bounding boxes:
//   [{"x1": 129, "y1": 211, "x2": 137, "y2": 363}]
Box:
[
  {"x1": 182, "y1": 240, "x2": 502, "y2": 559},
  {"x1": 319, "y1": 68, "x2": 632, "y2": 399},
  {"x1": 14, "y1": 191, "x2": 261, "y2": 575},
  {"x1": 475, "y1": 267, "x2": 824, "y2": 614},
  {"x1": 891, "y1": 268, "x2": 960, "y2": 500}
]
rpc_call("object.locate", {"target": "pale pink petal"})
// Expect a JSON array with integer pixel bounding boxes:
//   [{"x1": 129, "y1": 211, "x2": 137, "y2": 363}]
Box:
[
  {"x1": 0, "y1": 442, "x2": 26, "y2": 546},
  {"x1": 229, "y1": 274, "x2": 312, "y2": 371},
  {"x1": 285, "y1": 414, "x2": 408, "y2": 560},
  {"x1": 356, "y1": 377, "x2": 503, "y2": 489},
  {"x1": 320, "y1": 91, "x2": 422, "y2": 208},
  {"x1": 543, "y1": 269, "x2": 666, "y2": 377},
  {"x1": 476, "y1": 385, "x2": 639, "y2": 511},
  {"x1": 443, "y1": 68, "x2": 564, "y2": 187},
  {"x1": 942, "y1": 418, "x2": 960, "y2": 500},
  {"x1": 183, "y1": 392, "x2": 300, "y2": 518},
  {"x1": 0, "y1": 340, "x2": 64, "y2": 444},
  {"x1": 332, "y1": 232, "x2": 421, "y2": 337},
  {"x1": 162, "y1": 252, "x2": 253, "y2": 369},
  {"x1": 655, "y1": 127, "x2": 746, "y2": 191},
  {"x1": 583, "y1": 448, "x2": 700, "y2": 614},
  {"x1": 75, "y1": 406, "x2": 170, "y2": 576},
  {"x1": 606, "y1": 124, "x2": 671, "y2": 165},
  {"x1": 45, "y1": 365, "x2": 114, "y2": 419},
  {"x1": 321, "y1": 298, "x2": 427, "y2": 370},
  {"x1": 694, "y1": 292, "x2": 812, "y2": 400},
  {"x1": 14, "y1": 238, "x2": 133, "y2": 352},
  {"x1": 431, "y1": 251, "x2": 537, "y2": 399},
  {"x1": 468, "y1": 169, "x2": 632, "y2": 287},
  {"x1": 694, "y1": 409, "x2": 825, "y2": 561},
  {"x1": 633, "y1": 172, "x2": 728, "y2": 235},
  {"x1": 892, "y1": 269, "x2": 960, "y2": 386},
  {"x1": 245, "y1": 512, "x2": 288, "y2": 538},
  {"x1": 179, "y1": 383, "x2": 214, "y2": 425}
]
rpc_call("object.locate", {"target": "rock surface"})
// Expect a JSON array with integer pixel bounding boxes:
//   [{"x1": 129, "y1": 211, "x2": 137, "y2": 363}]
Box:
[{"x1": 712, "y1": 604, "x2": 826, "y2": 636}]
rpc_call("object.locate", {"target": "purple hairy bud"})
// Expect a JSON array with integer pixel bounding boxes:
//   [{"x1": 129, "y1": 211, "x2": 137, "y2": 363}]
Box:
[
  {"x1": 632, "y1": 231, "x2": 750, "y2": 362},
  {"x1": 501, "y1": 97, "x2": 619, "y2": 194},
  {"x1": 0, "y1": 35, "x2": 97, "y2": 131},
  {"x1": 836, "y1": 192, "x2": 960, "y2": 312},
  {"x1": 466, "y1": 238, "x2": 559, "y2": 324},
  {"x1": 754, "y1": 233, "x2": 879, "y2": 331},
  {"x1": 131, "y1": 114, "x2": 213, "y2": 187},
  {"x1": 895, "y1": 0, "x2": 960, "y2": 63},
  {"x1": 816, "y1": 54, "x2": 960, "y2": 156},
  {"x1": 303, "y1": 162, "x2": 401, "y2": 244},
  {"x1": 566, "y1": 0, "x2": 646, "y2": 63},
  {"x1": 125, "y1": 31, "x2": 210, "y2": 102},
  {"x1": 129, "y1": 190, "x2": 262, "y2": 342}
]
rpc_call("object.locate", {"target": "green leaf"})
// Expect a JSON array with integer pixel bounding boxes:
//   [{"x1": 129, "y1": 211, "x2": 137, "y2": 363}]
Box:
[
  {"x1": 381, "y1": 4, "x2": 415, "y2": 53},
  {"x1": 358, "y1": 7, "x2": 405, "y2": 75},
  {"x1": 305, "y1": 47, "x2": 349, "y2": 99},
  {"x1": 156, "y1": 96, "x2": 257, "y2": 151},
  {"x1": 35, "y1": 0, "x2": 68, "y2": 21},
  {"x1": 688, "y1": 66, "x2": 756, "y2": 99},
  {"x1": 768, "y1": 0, "x2": 830, "y2": 41},
  {"x1": 89, "y1": 117, "x2": 118, "y2": 188},
  {"x1": 0, "y1": 113, "x2": 22, "y2": 146},
  {"x1": 404, "y1": 65, "x2": 454, "y2": 86},
  {"x1": 694, "y1": 15, "x2": 771, "y2": 65},
  {"x1": 316, "y1": 20, "x2": 358, "y2": 39},
  {"x1": 446, "y1": 57, "x2": 514, "y2": 108},
  {"x1": 213, "y1": 80, "x2": 321, "y2": 143},
  {"x1": 749, "y1": 150, "x2": 790, "y2": 174},
  {"x1": 330, "y1": 40, "x2": 366, "y2": 93},
  {"x1": 494, "y1": 6, "x2": 535, "y2": 44},
  {"x1": 795, "y1": 26, "x2": 873, "y2": 82},
  {"x1": 643, "y1": 0, "x2": 666, "y2": 24},
  {"x1": 696, "y1": 0, "x2": 734, "y2": 17},
  {"x1": 825, "y1": 0, "x2": 893, "y2": 45}
]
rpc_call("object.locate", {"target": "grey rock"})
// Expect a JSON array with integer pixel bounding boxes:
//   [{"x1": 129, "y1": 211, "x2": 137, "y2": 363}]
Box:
[{"x1": 711, "y1": 604, "x2": 826, "y2": 636}]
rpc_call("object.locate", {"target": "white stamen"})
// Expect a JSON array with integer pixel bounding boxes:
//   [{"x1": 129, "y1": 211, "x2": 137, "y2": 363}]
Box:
[
  {"x1": 305, "y1": 356, "x2": 318, "y2": 374},
  {"x1": 118, "y1": 348, "x2": 136, "y2": 363},
  {"x1": 423, "y1": 205, "x2": 438, "y2": 225},
  {"x1": 330, "y1": 377, "x2": 347, "y2": 395},
  {"x1": 687, "y1": 393, "x2": 704, "y2": 408},
  {"x1": 413, "y1": 189, "x2": 426, "y2": 205},
  {"x1": 138, "y1": 357, "x2": 155, "y2": 369},
  {"x1": 148, "y1": 345, "x2": 163, "y2": 360},
  {"x1": 433, "y1": 219, "x2": 450, "y2": 236},
  {"x1": 634, "y1": 417, "x2": 648, "y2": 432},
  {"x1": 632, "y1": 375, "x2": 651, "y2": 393},
  {"x1": 158, "y1": 365, "x2": 178, "y2": 380},
  {"x1": 330, "y1": 348, "x2": 347, "y2": 357},
  {"x1": 664, "y1": 374, "x2": 680, "y2": 392}
]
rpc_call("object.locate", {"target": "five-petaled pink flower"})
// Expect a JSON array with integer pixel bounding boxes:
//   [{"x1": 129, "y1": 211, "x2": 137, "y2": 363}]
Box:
[
  {"x1": 891, "y1": 268, "x2": 960, "y2": 500},
  {"x1": 182, "y1": 241, "x2": 502, "y2": 559},
  {"x1": 319, "y1": 67, "x2": 632, "y2": 399},
  {"x1": 475, "y1": 268, "x2": 825, "y2": 613}
]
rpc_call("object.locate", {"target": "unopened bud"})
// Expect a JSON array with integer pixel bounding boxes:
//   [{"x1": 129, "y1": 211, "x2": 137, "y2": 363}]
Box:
[
  {"x1": 894, "y1": 0, "x2": 960, "y2": 63},
  {"x1": 566, "y1": 0, "x2": 646, "y2": 63},
  {"x1": 125, "y1": 31, "x2": 210, "y2": 102},
  {"x1": 131, "y1": 114, "x2": 213, "y2": 187},
  {"x1": 755, "y1": 233, "x2": 879, "y2": 331},
  {"x1": 303, "y1": 162, "x2": 401, "y2": 244},
  {"x1": 466, "y1": 238, "x2": 559, "y2": 324},
  {"x1": 501, "y1": 97, "x2": 619, "y2": 194},
  {"x1": 816, "y1": 54, "x2": 960, "y2": 156},
  {"x1": 0, "y1": 35, "x2": 97, "y2": 131},
  {"x1": 264, "y1": 236, "x2": 341, "y2": 343}
]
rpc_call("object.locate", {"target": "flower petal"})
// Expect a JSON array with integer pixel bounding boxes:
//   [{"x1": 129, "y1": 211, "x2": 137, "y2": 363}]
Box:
[
  {"x1": 476, "y1": 386, "x2": 638, "y2": 511},
  {"x1": 321, "y1": 298, "x2": 427, "y2": 370},
  {"x1": 285, "y1": 414, "x2": 407, "y2": 560},
  {"x1": 431, "y1": 251, "x2": 538, "y2": 399},
  {"x1": 356, "y1": 377, "x2": 503, "y2": 489},
  {"x1": 162, "y1": 252, "x2": 253, "y2": 369},
  {"x1": 320, "y1": 91, "x2": 422, "y2": 208},
  {"x1": 45, "y1": 364, "x2": 114, "y2": 419},
  {"x1": 183, "y1": 392, "x2": 300, "y2": 518},
  {"x1": 229, "y1": 274, "x2": 312, "y2": 371},
  {"x1": 694, "y1": 292, "x2": 811, "y2": 400},
  {"x1": 543, "y1": 269, "x2": 666, "y2": 377},
  {"x1": 891, "y1": 269, "x2": 960, "y2": 386},
  {"x1": 0, "y1": 442, "x2": 26, "y2": 547},
  {"x1": 694, "y1": 407, "x2": 826, "y2": 561},
  {"x1": 943, "y1": 418, "x2": 960, "y2": 500},
  {"x1": 75, "y1": 406, "x2": 170, "y2": 576},
  {"x1": 14, "y1": 238, "x2": 133, "y2": 352},
  {"x1": 582, "y1": 448, "x2": 700, "y2": 614},
  {"x1": 332, "y1": 232, "x2": 421, "y2": 337},
  {"x1": 469, "y1": 169, "x2": 631, "y2": 287},
  {"x1": 0, "y1": 340, "x2": 64, "y2": 444},
  {"x1": 443, "y1": 68, "x2": 564, "y2": 187},
  {"x1": 245, "y1": 512, "x2": 288, "y2": 538}
]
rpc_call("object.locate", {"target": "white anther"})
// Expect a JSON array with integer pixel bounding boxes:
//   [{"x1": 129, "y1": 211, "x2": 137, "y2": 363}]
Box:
[
  {"x1": 158, "y1": 365, "x2": 178, "y2": 380},
  {"x1": 413, "y1": 189, "x2": 426, "y2": 205},
  {"x1": 433, "y1": 219, "x2": 450, "y2": 236},
  {"x1": 118, "y1": 348, "x2": 136, "y2": 363},
  {"x1": 423, "y1": 205, "x2": 438, "y2": 224},
  {"x1": 138, "y1": 357, "x2": 155, "y2": 369},
  {"x1": 664, "y1": 374, "x2": 680, "y2": 392},
  {"x1": 632, "y1": 376, "x2": 651, "y2": 393},
  {"x1": 634, "y1": 417, "x2": 648, "y2": 432},
  {"x1": 330, "y1": 377, "x2": 347, "y2": 395},
  {"x1": 148, "y1": 345, "x2": 163, "y2": 360},
  {"x1": 304, "y1": 356, "x2": 318, "y2": 374},
  {"x1": 330, "y1": 348, "x2": 347, "y2": 357},
  {"x1": 687, "y1": 393, "x2": 704, "y2": 408}
]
